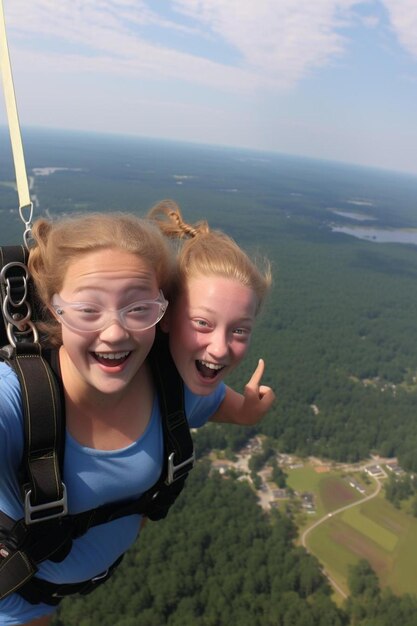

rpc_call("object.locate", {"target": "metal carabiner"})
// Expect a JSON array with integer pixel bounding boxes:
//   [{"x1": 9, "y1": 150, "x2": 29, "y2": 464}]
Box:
[
  {"x1": 19, "y1": 201, "x2": 33, "y2": 232},
  {"x1": 6, "y1": 320, "x2": 39, "y2": 348},
  {"x1": 0, "y1": 261, "x2": 29, "y2": 286},
  {"x1": 1, "y1": 261, "x2": 39, "y2": 346}
]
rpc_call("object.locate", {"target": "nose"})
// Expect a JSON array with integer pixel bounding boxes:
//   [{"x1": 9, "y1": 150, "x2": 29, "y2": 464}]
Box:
[
  {"x1": 98, "y1": 317, "x2": 130, "y2": 341},
  {"x1": 206, "y1": 329, "x2": 229, "y2": 360}
]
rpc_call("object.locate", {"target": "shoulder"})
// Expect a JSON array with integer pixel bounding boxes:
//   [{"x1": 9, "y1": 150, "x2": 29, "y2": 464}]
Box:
[
  {"x1": 0, "y1": 359, "x2": 23, "y2": 435},
  {"x1": 184, "y1": 383, "x2": 226, "y2": 428},
  {"x1": 0, "y1": 359, "x2": 21, "y2": 402}
]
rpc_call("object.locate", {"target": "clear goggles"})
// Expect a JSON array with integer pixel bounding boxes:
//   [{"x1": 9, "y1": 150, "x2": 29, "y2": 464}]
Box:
[{"x1": 51, "y1": 290, "x2": 168, "y2": 333}]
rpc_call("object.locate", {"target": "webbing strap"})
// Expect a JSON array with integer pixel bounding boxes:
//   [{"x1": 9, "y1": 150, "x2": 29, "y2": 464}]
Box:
[
  {"x1": 0, "y1": 244, "x2": 27, "y2": 270},
  {"x1": 149, "y1": 333, "x2": 194, "y2": 477},
  {"x1": 0, "y1": 551, "x2": 37, "y2": 600},
  {"x1": 9, "y1": 346, "x2": 66, "y2": 515},
  {"x1": 0, "y1": 0, "x2": 32, "y2": 219},
  {"x1": 17, "y1": 555, "x2": 124, "y2": 606}
]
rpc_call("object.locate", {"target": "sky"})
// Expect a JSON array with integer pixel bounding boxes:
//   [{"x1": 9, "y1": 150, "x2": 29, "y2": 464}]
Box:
[{"x1": 1, "y1": 0, "x2": 417, "y2": 175}]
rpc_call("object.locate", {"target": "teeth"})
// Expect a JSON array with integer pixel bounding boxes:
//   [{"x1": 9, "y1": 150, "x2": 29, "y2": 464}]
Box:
[
  {"x1": 95, "y1": 351, "x2": 130, "y2": 360},
  {"x1": 199, "y1": 360, "x2": 224, "y2": 371}
]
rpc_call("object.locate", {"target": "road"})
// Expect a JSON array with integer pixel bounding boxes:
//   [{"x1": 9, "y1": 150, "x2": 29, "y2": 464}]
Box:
[{"x1": 301, "y1": 475, "x2": 382, "y2": 599}]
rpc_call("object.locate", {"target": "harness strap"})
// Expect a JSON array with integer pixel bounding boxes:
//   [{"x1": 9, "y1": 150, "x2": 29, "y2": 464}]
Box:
[
  {"x1": 0, "y1": 550, "x2": 37, "y2": 601},
  {"x1": 149, "y1": 332, "x2": 194, "y2": 477},
  {"x1": 16, "y1": 555, "x2": 124, "y2": 607},
  {"x1": 11, "y1": 345, "x2": 66, "y2": 519},
  {"x1": 0, "y1": 512, "x2": 73, "y2": 563},
  {"x1": 0, "y1": 514, "x2": 75, "y2": 602}
]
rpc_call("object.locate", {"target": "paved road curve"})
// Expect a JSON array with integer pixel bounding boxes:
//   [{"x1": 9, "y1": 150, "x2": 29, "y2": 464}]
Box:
[{"x1": 301, "y1": 475, "x2": 382, "y2": 599}]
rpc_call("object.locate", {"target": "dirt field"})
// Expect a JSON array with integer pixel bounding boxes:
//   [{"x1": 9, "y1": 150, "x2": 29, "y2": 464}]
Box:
[{"x1": 319, "y1": 476, "x2": 358, "y2": 511}]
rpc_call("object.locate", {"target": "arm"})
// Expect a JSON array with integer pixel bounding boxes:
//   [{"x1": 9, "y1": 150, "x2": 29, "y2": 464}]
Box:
[{"x1": 210, "y1": 359, "x2": 275, "y2": 425}]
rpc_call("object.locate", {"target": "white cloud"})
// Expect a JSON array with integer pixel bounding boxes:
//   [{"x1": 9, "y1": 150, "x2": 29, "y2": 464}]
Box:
[
  {"x1": 381, "y1": 0, "x2": 417, "y2": 58},
  {"x1": 3, "y1": 0, "x2": 417, "y2": 174},
  {"x1": 5, "y1": 0, "x2": 258, "y2": 92},
  {"x1": 5, "y1": 0, "x2": 364, "y2": 91},
  {"x1": 5, "y1": 0, "x2": 416, "y2": 98},
  {"x1": 172, "y1": 0, "x2": 362, "y2": 84}
]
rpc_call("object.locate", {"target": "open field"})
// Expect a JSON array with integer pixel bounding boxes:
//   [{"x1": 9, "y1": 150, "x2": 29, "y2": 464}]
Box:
[
  {"x1": 286, "y1": 464, "x2": 365, "y2": 528},
  {"x1": 287, "y1": 461, "x2": 417, "y2": 597},
  {"x1": 342, "y1": 504, "x2": 398, "y2": 551},
  {"x1": 320, "y1": 476, "x2": 359, "y2": 510}
]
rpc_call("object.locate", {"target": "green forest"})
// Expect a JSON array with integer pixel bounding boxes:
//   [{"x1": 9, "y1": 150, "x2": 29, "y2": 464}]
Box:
[
  {"x1": 249, "y1": 229, "x2": 417, "y2": 470},
  {"x1": 52, "y1": 464, "x2": 417, "y2": 626}
]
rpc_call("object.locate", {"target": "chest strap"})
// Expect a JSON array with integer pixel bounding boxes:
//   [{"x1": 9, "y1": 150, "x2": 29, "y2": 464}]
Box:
[{"x1": 16, "y1": 554, "x2": 125, "y2": 606}]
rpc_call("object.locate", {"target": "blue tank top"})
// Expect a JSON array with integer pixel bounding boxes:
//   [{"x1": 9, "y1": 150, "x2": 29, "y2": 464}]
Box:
[{"x1": 0, "y1": 360, "x2": 225, "y2": 624}]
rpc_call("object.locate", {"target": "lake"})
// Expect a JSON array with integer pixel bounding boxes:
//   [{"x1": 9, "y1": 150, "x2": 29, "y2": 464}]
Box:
[{"x1": 331, "y1": 226, "x2": 417, "y2": 245}]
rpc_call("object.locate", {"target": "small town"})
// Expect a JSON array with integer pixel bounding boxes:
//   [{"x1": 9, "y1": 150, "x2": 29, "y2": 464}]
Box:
[{"x1": 209, "y1": 435, "x2": 406, "y2": 515}]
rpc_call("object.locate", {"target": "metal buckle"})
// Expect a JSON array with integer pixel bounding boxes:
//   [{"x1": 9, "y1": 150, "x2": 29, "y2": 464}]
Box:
[
  {"x1": 24, "y1": 484, "x2": 68, "y2": 524},
  {"x1": 165, "y1": 451, "x2": 195, "y2": 485},
  {"x1": 91, "y1": 569, "x2": 109, "y2": 583}
]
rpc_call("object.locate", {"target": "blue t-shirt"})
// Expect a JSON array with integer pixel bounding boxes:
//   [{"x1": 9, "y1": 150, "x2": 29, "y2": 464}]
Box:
[{"x1": 0, "y1": 360, "x2": 225, "y2": 624}]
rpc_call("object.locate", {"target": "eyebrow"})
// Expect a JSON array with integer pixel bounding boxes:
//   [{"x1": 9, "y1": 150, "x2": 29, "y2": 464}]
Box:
[
  {"x1": 72, "y1": 284, "x2": 153, "y2": 296},
  {"x1": 191, "y1": 306, "x2": 255, "y2": 322}
]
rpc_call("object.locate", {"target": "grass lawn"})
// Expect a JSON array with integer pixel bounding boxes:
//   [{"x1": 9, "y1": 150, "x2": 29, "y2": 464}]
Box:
[
  {"x1": 286, "y1": 464, "x2": 324, "y2": 493},
  {"x1": 287, "y1": 461, "x2": 417, "y2": 598},
  {"x1": 287, "y1": 464, "x2": 362, "y2": 528},
  {"x1": 342, "y1": 505, "x2": 398, "y2": 552},
  {"x1": 307, "y1": 518, "x2": 359, "y2": 596},
  {"x1": 286, "y1": 464, "x2": 328, "y2": 523}
]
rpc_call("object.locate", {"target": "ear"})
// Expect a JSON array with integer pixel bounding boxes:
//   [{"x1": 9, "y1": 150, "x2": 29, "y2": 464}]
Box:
[{"x1": 47, "y1": 303, "x2": 59, "y2": 322}]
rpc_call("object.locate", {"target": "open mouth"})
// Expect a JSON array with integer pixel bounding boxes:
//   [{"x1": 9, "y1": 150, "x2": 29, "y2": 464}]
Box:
[
  {"x1": 195, "y1": 359, "x2": 225, "y2": 380},
  {"x1": 93, "y1": 351, "x2": 131, "y2": 367}
]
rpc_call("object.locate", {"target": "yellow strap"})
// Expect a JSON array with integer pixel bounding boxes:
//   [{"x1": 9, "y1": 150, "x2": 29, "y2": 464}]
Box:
[{"x1": 0, "y1": 0, "x2": 32, "y2": 220}]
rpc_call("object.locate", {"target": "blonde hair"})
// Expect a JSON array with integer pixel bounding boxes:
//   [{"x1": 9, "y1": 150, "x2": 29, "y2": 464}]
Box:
[
  {"x1": 148, "y1": 199, "x2": 271, "y2": 313},
  {"x1": 28, "y1": 212, "x2": 176, "y2": 344}
]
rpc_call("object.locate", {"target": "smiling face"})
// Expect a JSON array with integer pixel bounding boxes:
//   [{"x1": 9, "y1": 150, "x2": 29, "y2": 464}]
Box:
[
  {"x1": 165, "y1": 274, "x2": 258, "y2": 395},
  {"x1": 55, "y1": 248, "x2": 161, "y2": 399}
]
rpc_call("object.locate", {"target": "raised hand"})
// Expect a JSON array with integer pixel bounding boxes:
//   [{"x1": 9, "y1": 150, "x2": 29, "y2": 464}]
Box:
[
  {"x1": 210, "y1": 358, "x2": 276, "y2": 425},
  {"x1": 241, "y1": 359, "x2": 276, "y2": 424}
]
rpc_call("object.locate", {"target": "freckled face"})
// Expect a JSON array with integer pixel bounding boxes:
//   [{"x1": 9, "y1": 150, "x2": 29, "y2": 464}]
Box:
[
  {"x1": 56, "y1": 248, "x2": 160, "y2": 398},
  {"x1": 165, "y1": 275, "x2": 258, "y2": 395}
]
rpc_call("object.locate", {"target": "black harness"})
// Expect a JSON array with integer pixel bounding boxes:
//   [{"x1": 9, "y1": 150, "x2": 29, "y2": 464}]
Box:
[{"x1": 0, "y1": 246, "x2": 195, "y2": 606}]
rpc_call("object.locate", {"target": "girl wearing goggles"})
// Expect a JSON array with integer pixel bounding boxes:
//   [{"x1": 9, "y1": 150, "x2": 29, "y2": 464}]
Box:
[{"x1": 0, "y1": 209, "x2": 274, "y2": 626}]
